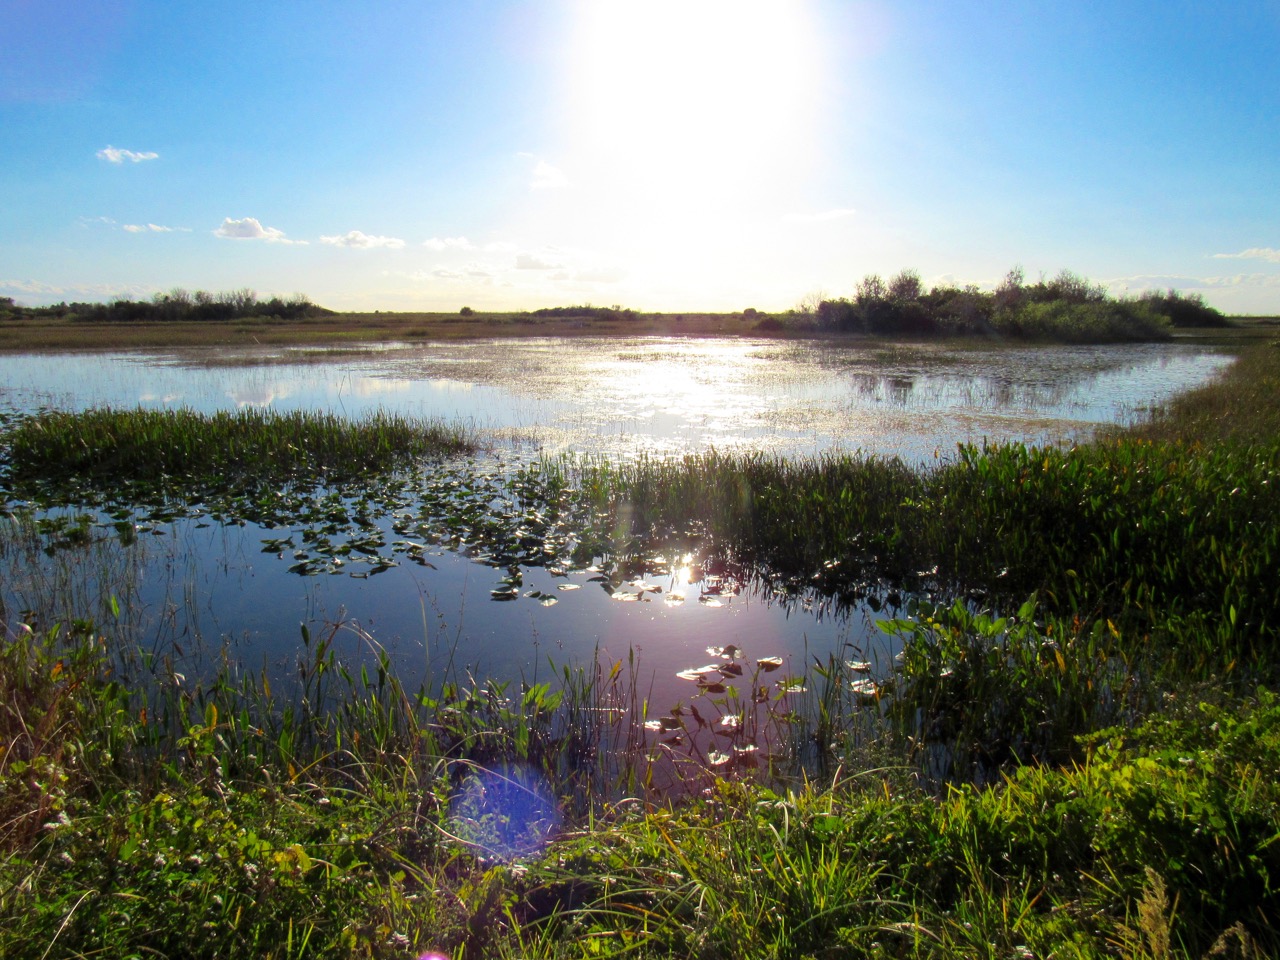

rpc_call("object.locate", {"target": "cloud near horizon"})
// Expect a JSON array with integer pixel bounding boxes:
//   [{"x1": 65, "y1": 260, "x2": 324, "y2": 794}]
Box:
[
  {"x1": 97, "y1": 145, "x2": 158, "y2": 164},
  {"x1": 1109, "y1": 272, "x2": 1280, "y2": 292},
  {"x1": 423, "y1": 236, "x2": 474, "y2": 251},
  {"x1": 515, "y1": 253, "x2": 563, "y2": 270},
  {"x1": 214, "y1": 217, "x2": 305, "y2": 244},
  {"x1": 1212, "y1": 247, "x2": 1280, "y2": 264},
  {"x1": 518, "y1": 153, "x2": 568, "y2": 190},
  {"x1": 123, "y1": 223, "x2": 178, "y2": 233},
  {"x1": 0, "y1": 279, "x2": 154, "y2": 303},
  {"x1": 320, "y1": 230, "x2": 405, "y2": 249}
]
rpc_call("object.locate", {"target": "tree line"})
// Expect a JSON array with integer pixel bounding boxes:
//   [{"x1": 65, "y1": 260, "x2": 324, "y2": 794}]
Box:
[
  {"x1": 810, "y1": 268, "x2": 1228, "y2": 341},
  {"x1": 0, "y1": 288, "x2": 330, "y2": 323}
]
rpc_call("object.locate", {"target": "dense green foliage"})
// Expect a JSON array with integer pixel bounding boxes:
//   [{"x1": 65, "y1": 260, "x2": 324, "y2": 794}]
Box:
[
  {"x1": 1, "y1": 342, "x2": 1277, "y2": 957},
  {"x1": 812, "y1": 268, "x2": 1228, "y2": 340}
]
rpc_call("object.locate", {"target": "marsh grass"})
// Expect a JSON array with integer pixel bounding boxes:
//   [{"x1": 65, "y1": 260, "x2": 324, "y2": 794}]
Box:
[{"x1": 4, "y1": 407, "x2": 475, "y2": 486}]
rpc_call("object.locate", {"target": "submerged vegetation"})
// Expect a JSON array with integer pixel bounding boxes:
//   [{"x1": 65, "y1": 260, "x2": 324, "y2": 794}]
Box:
[{"x1": 1, "y1": 343, "x2": 1278, "y2": 956}]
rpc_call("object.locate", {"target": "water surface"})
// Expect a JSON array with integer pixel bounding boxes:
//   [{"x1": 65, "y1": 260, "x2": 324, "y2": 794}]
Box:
[{"x1": 0, "y1": 337, "x2": 1234, "y2": 716}]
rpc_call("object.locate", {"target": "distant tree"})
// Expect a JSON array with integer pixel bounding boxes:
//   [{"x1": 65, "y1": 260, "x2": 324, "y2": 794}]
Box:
[
  {"x1": 1138, "y1": 288, "x2": 1229, "y2": 327},
  {"x1": 993, "y1": 266, "x2": 1026, "y2": 313},
  {"x1": 460, "y1": 306, "x2": 475, "y2": 316}
]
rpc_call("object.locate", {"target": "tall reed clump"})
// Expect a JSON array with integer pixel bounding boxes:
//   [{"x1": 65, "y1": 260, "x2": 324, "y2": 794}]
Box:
[
  {"x1": 3, "y1": 407, "x2": 475, "y2": 488},
  {"x1": 566, "y1": 449, "x2": 927, "y2": 594}
]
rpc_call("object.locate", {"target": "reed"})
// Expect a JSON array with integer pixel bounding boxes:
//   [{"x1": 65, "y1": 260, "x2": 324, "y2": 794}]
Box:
[{"x1": 3, "y1": 407, "x2": 475, "y2": 486}]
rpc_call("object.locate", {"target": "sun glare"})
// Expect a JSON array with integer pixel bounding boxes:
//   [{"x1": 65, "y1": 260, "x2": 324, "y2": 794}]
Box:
[{"x1": 562, "y1": 1, "x2": 823, "y2": 231}]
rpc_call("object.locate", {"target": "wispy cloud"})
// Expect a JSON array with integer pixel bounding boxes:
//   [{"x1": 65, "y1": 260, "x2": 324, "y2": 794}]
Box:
[
  {"x1": 320, "y1": 230, "x2": 405, "y2": 249},
  {"x1": 423, "y1": 236, "x2": 474, "y2": 251},
  {"x1": 214, "y1": 217, "x2": 305, "y2": 244},
  {"x1": 785, "y1": 207, "x2": 857, "y2": 223},
  {"x1": 516, "y1": 253, "x2": 563, "y2": 270},
  {"x1": 97, "y1": 145, "x2": 158, "y2": 164},
  {"x1": 428, "y1": 263, "x2": 495, "y2": 281},
  {"x1": 571, "y1": 267, "x2": 626, "y2": 283},
  {"x1": 1212, "y1": 247, "x2": 1280, "y2": 264},
  {"x1": 1109, "y1": 273, "x2": 1280, "y2": 292},
  {"x1": 518, "y1": 153, "x2": 568, "y2": 190},
  {"x1": 123, "y1": 223, "x2": 183, "y2": 233},
  {"x1": 0, "y1": 279, "x2": 153, "y2": 303}
]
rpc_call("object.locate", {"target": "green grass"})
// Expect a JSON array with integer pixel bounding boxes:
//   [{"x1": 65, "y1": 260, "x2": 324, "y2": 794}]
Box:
[
  {"x1": 3, "y1": 407, "x2": 475, "y2": 485},
  {"x1": 1, "y1": 343, "x2": 1278, "y2": 957}
]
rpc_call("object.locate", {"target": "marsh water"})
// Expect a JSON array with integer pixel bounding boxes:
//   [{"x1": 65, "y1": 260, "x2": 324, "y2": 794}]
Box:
[{"x1": 0, "y1": 336, "x2": 1233, "y2": 712}]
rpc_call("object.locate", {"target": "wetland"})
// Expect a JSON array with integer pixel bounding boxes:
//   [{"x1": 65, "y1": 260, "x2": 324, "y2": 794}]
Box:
[{"x1": 2, "y1": 326, "x2": 1278, "y2": 958}]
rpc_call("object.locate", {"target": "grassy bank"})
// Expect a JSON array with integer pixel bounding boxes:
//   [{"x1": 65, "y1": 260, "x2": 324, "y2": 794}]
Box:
[{"x1": 2, "y1": 345, "x2": 1279, "y2": 957}]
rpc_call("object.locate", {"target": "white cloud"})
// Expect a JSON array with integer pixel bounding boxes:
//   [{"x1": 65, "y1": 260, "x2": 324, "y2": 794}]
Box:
[
  {"x1": 78, "y1": 215, "x2": 116, "y2": 226},
  {"x1": 516, "y1": 253, "x2": 563, "y2": 270},
  {"x1": 214, "y1": 217, "x2": 305, "y2": 244},
  {"x1": 785, "y1": 207, "x2": 858, "y2": 223},
  {"x1": 0, "y1": 279, "x2": 153, "y2": 304},
  {"x1": 573, "y1": 266, "x2": 626, "y2": 283},
  {"x1": 423, "y1": 236, "x2": 474, "y2": 251},
  {"x1": 97, "y1": 145, "x2": 158, "y2": 164},
  {"x1": 1212, "y1": 247, "x2": 1280, "y2": 264},
  {"x1": 531, "y1": 159, "x2": 569, "y2": 190},
  {"x1": 320, "y1": 230, "x2": 406, "y2": 249},
  {"x1": 123, "y1": 223, "x2": 177, "y2": 233},
  {"x1": 1109, "y1": 273, "x2": 1280, "y2": 293},
  {"x1": 519, "y1": 152, "x2": 568, "y2": 190},
  {"x1": 484, "y1": 240, "x2": 519, "y2": 253},
  {"x1": 429, "y1": 263, "x2": 495, "y2": 281}
]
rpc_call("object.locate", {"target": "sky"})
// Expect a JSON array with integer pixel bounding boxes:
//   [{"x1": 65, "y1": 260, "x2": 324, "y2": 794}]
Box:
[{"x1": 2, "y1": 0, "x2": 1279, "y2": 314}]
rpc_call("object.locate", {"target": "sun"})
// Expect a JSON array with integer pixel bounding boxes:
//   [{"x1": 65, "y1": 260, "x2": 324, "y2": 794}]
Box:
[{"x1": 561, "y1": 1, "x2": 823, "y2": 219}]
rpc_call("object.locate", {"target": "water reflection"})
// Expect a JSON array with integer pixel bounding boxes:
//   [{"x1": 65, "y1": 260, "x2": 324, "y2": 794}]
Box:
[
  {"x1": 0, "y1": 336, "x2": 1235, "y2": 781},
  {"x1": 0, "y1": 338, "x2": 1232, "y2": 463}
]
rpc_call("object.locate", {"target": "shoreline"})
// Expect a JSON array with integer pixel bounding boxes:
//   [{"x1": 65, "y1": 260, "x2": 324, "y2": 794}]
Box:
[{"x1": 1, "y1": 310, "x2": 1275, "y2": 353}]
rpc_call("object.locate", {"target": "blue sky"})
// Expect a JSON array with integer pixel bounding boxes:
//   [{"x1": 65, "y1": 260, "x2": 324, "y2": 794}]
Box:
[{"x1": 3, "y1": 0, "x2": 1278, "y2": 313}]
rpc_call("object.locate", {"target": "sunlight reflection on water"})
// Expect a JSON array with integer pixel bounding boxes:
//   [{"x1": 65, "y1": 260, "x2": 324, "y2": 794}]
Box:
[
  {"x1": 0, "y1": 337, "x2": 1233, "y2": 463},
  {"x1": 0, "y1": 337, "x2": 1235, "y2": 722}
]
